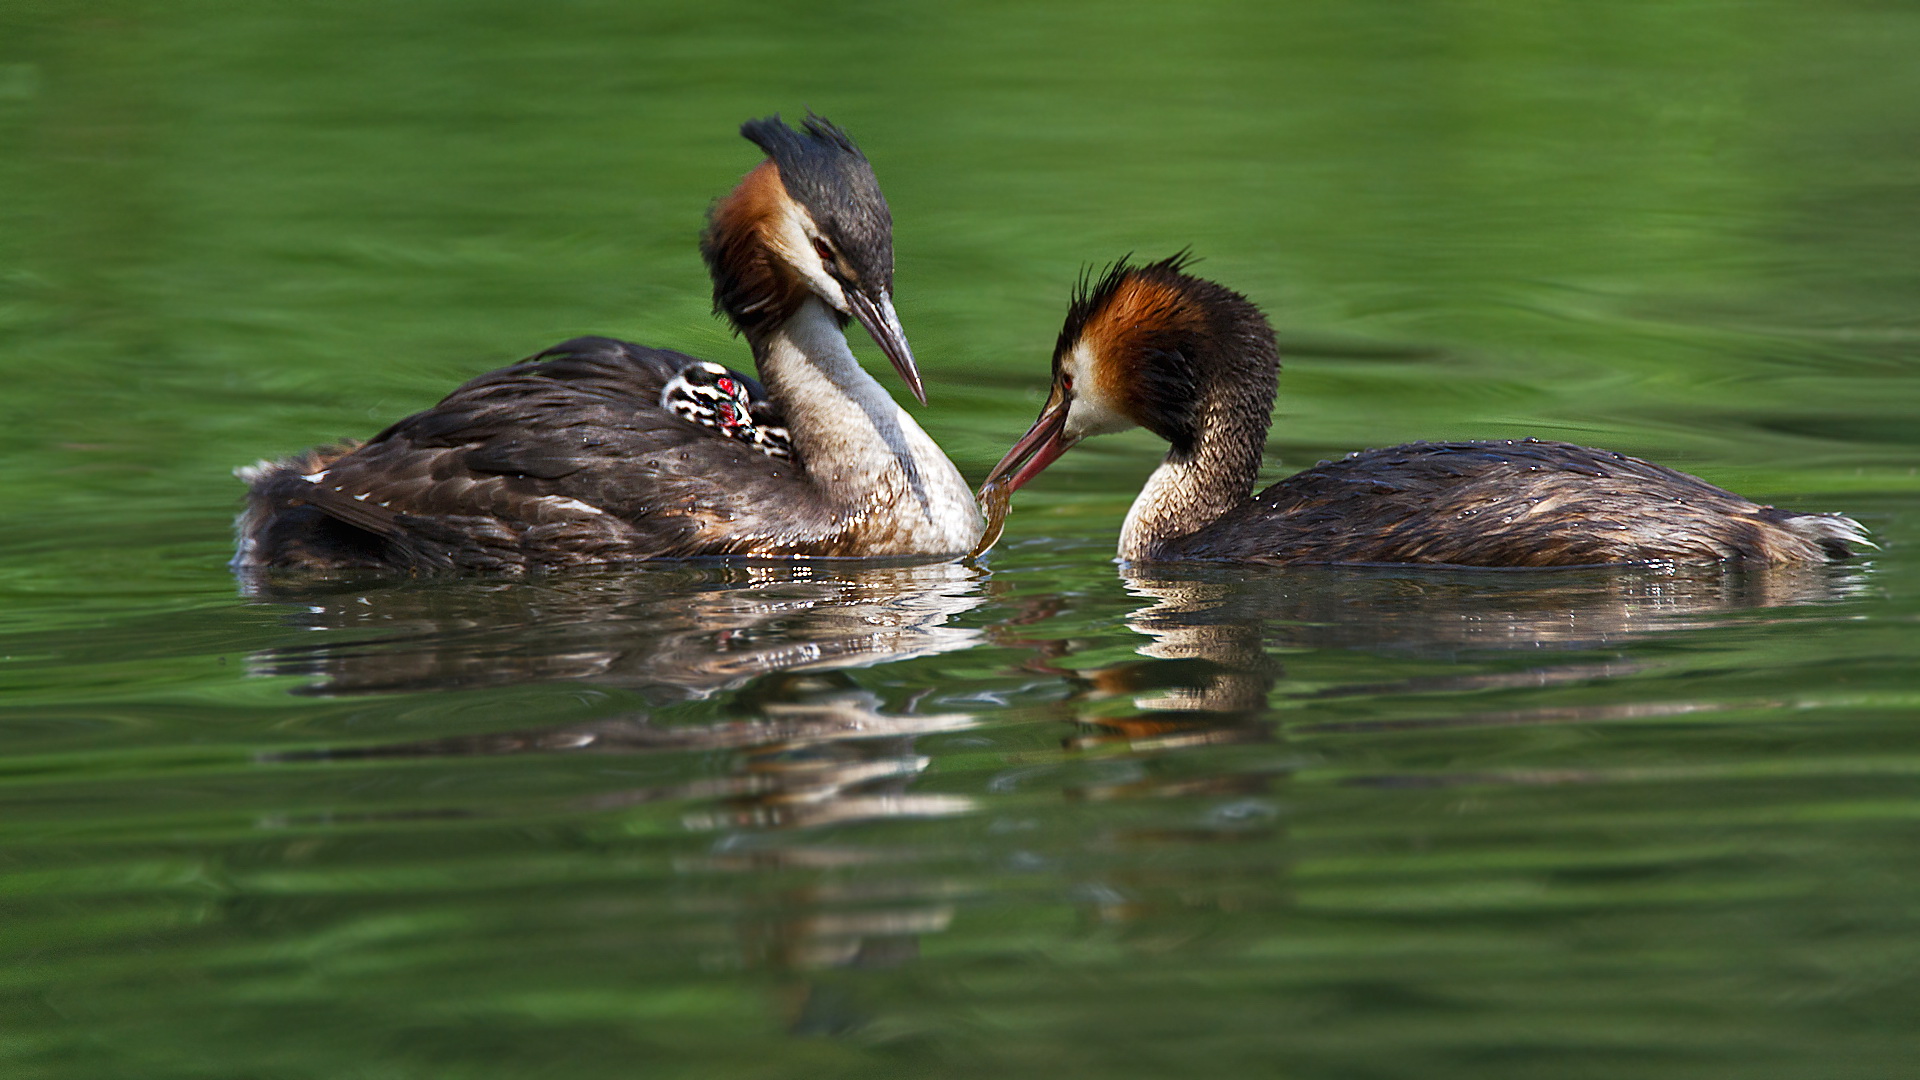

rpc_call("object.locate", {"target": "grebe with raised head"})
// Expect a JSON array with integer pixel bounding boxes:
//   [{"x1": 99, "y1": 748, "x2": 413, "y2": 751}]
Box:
[
  {"x1": 981, "y1": 256, "x2": 1869, "y2": 567},
  {"x1": 235, "y1": 115, "x2": 982, "y2": 572}
]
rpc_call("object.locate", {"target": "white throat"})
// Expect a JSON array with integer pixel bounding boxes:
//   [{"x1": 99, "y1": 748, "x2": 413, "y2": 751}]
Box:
[
  {"x1": 1118, "y1": 457, "x2": 1202, "y2": 562},
  {"x1": 756, "y1": 298, "x2": 982, "y2": 555}
]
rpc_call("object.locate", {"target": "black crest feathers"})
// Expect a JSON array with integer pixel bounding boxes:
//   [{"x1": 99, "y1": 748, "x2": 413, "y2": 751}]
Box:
[
  {"x1": 1056, "y1": 251, "x2": 1200, "y2": 365},
  {"x1": 738, "y1": 113, "x2": 894, "y2": 291},
  {"x1": 1056, "y1": 252, "x2": 1273, "y2": 458}
]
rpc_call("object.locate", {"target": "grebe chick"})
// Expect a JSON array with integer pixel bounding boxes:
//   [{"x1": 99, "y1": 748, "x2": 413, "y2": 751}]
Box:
[
  {"x1": 235, "y1": 115, "x2": 982, "y2": 573},
  {"x1": 660, "y1": 362, "x2": 793, "y2": 460},
  {"x1": 983, "y1": 256, "x2": 1870, "y2": 567}
]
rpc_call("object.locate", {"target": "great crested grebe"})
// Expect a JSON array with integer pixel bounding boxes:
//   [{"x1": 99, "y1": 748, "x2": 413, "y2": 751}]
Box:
[
  {"x1": 234, "y1": 115, "x2": 982, "y2": 572},
  {"x1": 982, "y1": 256, "x2": 1870, "y2": 567}
]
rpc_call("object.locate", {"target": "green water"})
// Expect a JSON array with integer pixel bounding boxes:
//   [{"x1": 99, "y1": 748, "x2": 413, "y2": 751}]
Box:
[{"x1": 4, "y1": 1, "x2": 1920, "y2": 1076}]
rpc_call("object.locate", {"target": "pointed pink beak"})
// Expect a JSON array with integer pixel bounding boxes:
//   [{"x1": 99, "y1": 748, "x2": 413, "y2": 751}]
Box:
[{"x1": 983, "y1": 385, "x2": 1075, "y2": 493}]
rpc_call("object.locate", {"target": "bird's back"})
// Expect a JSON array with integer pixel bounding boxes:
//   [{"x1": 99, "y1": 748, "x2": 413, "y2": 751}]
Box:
[
  {"x1": 1157, "y1": 439, "x2": 1868, "y2": 567},
  {"x1": 234, "y1": 337, "x2": 834, "y2": 572}
]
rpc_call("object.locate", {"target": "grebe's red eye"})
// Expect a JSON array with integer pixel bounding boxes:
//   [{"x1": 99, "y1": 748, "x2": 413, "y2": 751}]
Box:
[
  {"x1": 717, "y1": 377, "x2": 735, "y2": 395},
  {"x1": 1061, "y1": 373, "x2": 1074, "y2": 391},
  {"x1": 812, "y1": 237, "x2": 835, "y2": 264}
]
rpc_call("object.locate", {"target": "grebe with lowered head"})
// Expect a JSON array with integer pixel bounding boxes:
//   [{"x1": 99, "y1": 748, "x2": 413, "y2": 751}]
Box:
[
  {"x1": 981, "y1": 256, "x2": 1869, "y2": 567},
  {"x1": 235, "y1": 115, "x2": 982, "y2": 572}
]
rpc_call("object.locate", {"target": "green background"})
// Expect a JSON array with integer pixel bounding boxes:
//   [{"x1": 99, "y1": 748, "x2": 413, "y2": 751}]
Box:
[{"x1": 2, "y1": 2, "x2": 1918, "y2": 1077}]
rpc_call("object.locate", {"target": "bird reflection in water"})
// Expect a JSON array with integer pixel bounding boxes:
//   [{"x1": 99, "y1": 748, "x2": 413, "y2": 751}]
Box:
[
  {"x1": 1130, "y1": 558, "x2": 1866, "y2": 682},
  {"x1": 1042, "y1": 559, "x2": 1874, "y2": 783},
  {"x1": 239, "y1": 556, "x2": 1869, "y2": 1031},
  {"x1": 245, "y1": 561, "x2": 984, "y2": 1032},
  {"x1": 242, "y1": 560, "x2": 987, "y2": 699},
  {"x1": 982, "y1": 559, "x2": 1872, "y2": 938},
  {"x1": 247, "y1": 561, "x2": 988, "y2": 830}
]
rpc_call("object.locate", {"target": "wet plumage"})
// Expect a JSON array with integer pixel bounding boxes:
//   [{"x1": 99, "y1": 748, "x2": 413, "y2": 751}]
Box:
[
  {"x1": 235, "y1": 115, "x2": 980, "y2": 573},
  {"x1": 238, "y1": 338, "x2": 852, "y2": 572},
  {"x1": 1169, "y1": 438, "x2": 1865, "y2": 565},
  {"x1": 985, "y1": 256, "x2": 1870, "y2": 567}
]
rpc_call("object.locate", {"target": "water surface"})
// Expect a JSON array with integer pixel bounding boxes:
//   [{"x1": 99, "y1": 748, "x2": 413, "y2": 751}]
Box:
[{"x1": 3, "y1": 2, "x2": 1919, "y2": 1077}]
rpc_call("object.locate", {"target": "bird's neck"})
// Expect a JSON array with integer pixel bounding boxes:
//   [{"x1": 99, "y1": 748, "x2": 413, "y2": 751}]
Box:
[
  {"x1": 1118, "y1": 351, "x2": 1277, "y2": 563},
  {"x1": 749, "y1": 298, "x2": 982, "y2": 555}
]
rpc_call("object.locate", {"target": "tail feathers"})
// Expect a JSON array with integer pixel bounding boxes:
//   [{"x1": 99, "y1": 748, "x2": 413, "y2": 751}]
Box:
[
  {"x1": 235, "y1": 442, "x2": 361, "y2": 486},
  {"x1": 1783, "y1": 511, "x2": 1875, "y2": 560},
  {"x1": 234, "y1": 459, "x2": 278, "y2": 486},
  {"x1": 234, "y1": 445, "x2": 435, "y2": 570}
]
